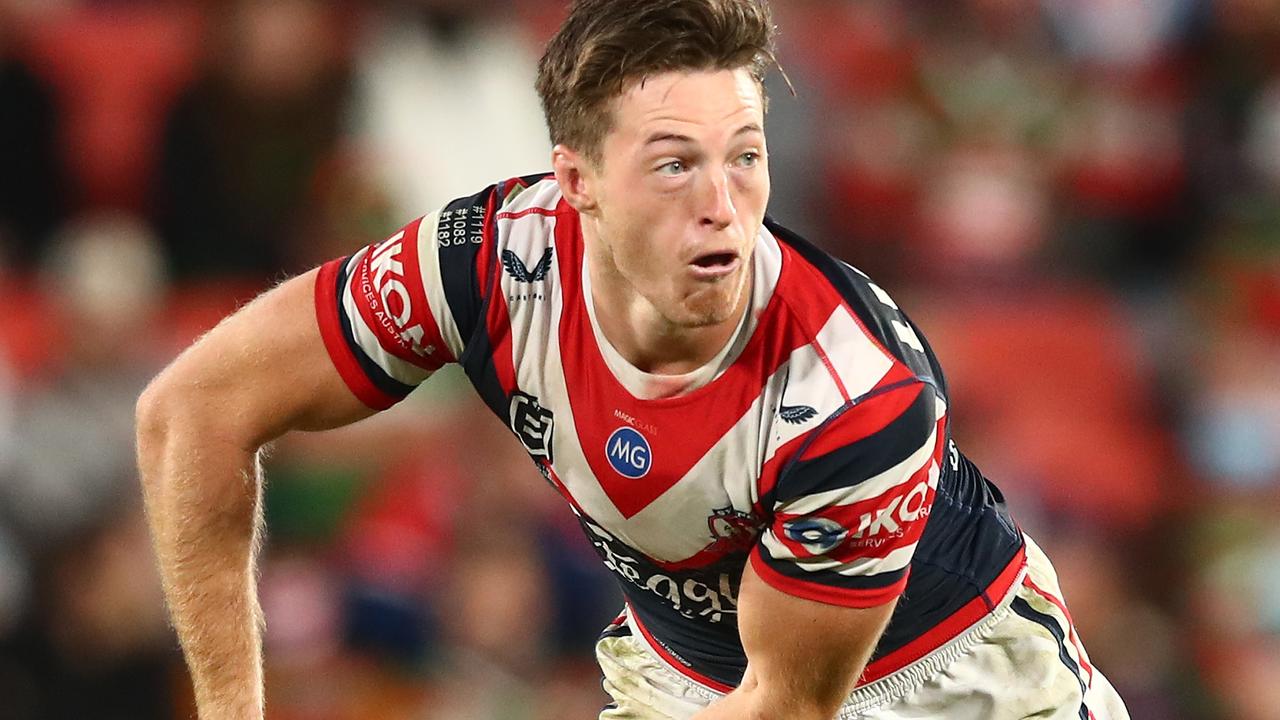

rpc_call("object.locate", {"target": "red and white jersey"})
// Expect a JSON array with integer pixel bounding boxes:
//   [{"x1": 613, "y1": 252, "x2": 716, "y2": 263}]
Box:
[{"x1": 316, "y1": 175, "x2": 1026, "y2": 691}]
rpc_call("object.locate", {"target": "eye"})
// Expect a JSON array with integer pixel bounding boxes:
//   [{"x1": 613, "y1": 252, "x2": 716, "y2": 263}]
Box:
[
  {"x1": 657, "y1": 160, "x2": 686, "y2": 176},
  {"x1": 735, "y1": 151, "x2": 761, "y2": 169}
]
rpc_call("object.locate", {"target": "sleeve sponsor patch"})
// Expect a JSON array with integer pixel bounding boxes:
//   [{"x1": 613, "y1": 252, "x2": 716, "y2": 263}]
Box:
[
  {"x1": 347, "y1": 218, "x2": 453, "y2": 371},
  {"x1": 754, "y1": 382, "x2": 944, "y2": 608}
]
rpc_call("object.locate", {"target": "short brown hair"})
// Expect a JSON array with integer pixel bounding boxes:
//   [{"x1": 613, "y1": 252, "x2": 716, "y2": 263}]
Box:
[{"x1": 536, "y1": 0, "x2": 777, "y2": 163}]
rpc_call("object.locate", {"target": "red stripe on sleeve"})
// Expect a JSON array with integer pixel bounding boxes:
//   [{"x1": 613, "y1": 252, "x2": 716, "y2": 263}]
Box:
[
  {"x1": 748, "y1": 546, "x2": 909, "y2": 609},
  {"x1": 799, "y1": 382, "x2": 925, "y2": 462},
  {"x1": 773, "y1": 460, "x2": 937, "y2": 562},
  {"x1": 483, "y1": 256, "x2": 518, "y2": 398},
  {"x1": 477, "y1": 190, "x2": 500, "y2": 299},
  {"x1": 348, "y1": 220, "x2": 452, "y2": 372},
  {"x1": 399, "y1": 218, "x2": 456, "y2": 365},
  {"x1": 314, "y1": 259, "x2": 399, "y2": 410}
]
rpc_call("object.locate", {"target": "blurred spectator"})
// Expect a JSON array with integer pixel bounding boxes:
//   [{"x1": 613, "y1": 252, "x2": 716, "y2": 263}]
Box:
[
  {"x1": 914, "y1": 144, "x2": 1051, "y2": 283},
  {"x1": 1183, "y1": 496, "x2": 1280, "y2": 720},
  {"x1": 0, "y1": 522, "x2": 29, "y2": 638},
  {"x1": 1050, "y1": 73, "x2": 1199, "y2": 285},
  {"x1": 1, "y1": 213, "x2": 167, "y2": 544},
  {"x1": 349, "y1": 0, "x2": 551, "y2": 219},
  {"x1": 1035, "y1": 526, "x2": 1189, "y2": 719},
  {"x1": 152, "y1": 0, "x2": 355, "y2": 280},
  {"x1": 0, "y1": 0, "x2": 68, "y2": 270},
  {"x1": 23, "y1": 1, "x2": 202, "y2": 215},
  {"x1": 1187, "y1": 329, "x2": 1280, "y2": 491},
  {"x1": 1243, "y1": 78, "x2": 1280, "y2": 194},
  {"x1": 34, "y1": 510, "x2": 173, "y2": 720},
  {"x1": 1041, "y1": 0, "x2": 1199, "y2": 71}
]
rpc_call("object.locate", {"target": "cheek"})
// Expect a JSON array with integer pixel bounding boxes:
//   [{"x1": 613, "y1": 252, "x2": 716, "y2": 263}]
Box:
[
  {"x1": 737, "y1": 176, "x2": 770, "y2": 216},
  {"x1": 605, "y1": 218, "x2": 663, "y2": 281}
]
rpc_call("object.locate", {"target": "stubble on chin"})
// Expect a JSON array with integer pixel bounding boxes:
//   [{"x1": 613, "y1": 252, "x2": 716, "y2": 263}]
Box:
[{"x1": 673, "y1": 270, "x2": 751, "y2": 329}]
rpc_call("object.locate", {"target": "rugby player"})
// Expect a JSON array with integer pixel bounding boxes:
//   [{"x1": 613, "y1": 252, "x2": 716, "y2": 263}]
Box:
[{"x1": 136, "y1": 1, "x2": 1132, "y2": 718}]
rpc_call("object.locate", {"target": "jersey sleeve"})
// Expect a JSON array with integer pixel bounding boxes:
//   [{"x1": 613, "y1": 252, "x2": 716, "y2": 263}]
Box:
[
  {"x1": 314, "y1": 184, "x2": 500, "y2": 410},
  {"x1": 750, "y1": 380, "x2": 945, "y2": 608}
]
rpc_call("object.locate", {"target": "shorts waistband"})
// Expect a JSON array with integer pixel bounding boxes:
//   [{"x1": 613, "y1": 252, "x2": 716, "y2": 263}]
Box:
[{"x1": 625, "y1": 542, "x2": 1030, "y2": 714}]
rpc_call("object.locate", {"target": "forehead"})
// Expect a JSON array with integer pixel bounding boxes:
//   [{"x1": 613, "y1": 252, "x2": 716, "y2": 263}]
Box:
[{"x1": 609, "y1": 68, "x2": 764, "y2": 142}]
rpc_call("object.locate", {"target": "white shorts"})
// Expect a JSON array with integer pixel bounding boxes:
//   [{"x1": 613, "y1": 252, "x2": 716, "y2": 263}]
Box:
[{"x1": 595, "y1": 535, "x2": 1130, "y2": 720}]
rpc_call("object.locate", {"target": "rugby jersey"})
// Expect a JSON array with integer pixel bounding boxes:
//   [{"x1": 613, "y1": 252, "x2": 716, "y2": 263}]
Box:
[{"x1": 315, "y1": 174, "x2": 1026, "y2": 690}]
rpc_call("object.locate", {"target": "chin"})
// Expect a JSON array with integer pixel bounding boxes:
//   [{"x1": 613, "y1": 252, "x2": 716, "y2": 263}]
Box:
[
  {"x1": 673, "y1": 286, "x2": 744, "y2": 328},
  {"x1": 676, "y1": 308, "x2": 733, "y2": 328}
]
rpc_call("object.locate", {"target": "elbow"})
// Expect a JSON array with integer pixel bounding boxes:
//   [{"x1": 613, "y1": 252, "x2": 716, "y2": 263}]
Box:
[
  {"x1": 136, "y1": 377, "x2": 168, "y2": 440},
  {"x1": 134, "y1": 369, "x2": 221, "y2": 478},
  {"x1": 135, "y1": 373, "x2": 181, "y2": 490},
  {"x1": 136, "y1": 377, "x2": 169, "y2": 453}
]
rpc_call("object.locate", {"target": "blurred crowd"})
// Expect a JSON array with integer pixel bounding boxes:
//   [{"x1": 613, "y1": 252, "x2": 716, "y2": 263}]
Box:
[{"x1": 0, "y1": 0, "x2": 1277, "y2": 718}]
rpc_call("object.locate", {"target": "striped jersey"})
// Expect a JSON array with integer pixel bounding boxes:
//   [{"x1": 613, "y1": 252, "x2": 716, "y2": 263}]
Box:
[{"x1": 315, "y1": 175, "x2": 1026, "y2": 691}]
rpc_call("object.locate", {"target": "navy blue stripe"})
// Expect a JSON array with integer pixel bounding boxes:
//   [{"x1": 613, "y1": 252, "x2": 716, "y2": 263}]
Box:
[
  {"x1": 459, "y1": 318, "x2": 511, "y2": 422},
  {"x1": 774, "y1": 382, "x2": 935, "y2": 504},
  {"x1": 765, "y1": 216, "x2": 942, "y2": 391},
  {"x1": 332, "y1": 258, "x2": 415, "y2": 399},
  {"x1": 760, "y1": 552, "x2": 908, "y2": 591},
  {"x1": 438, "y1": 186, "x2": 496, "y2": 345},
  {"x1": 1011, "y1": 597, "x2": 1090, "y2": 720}
]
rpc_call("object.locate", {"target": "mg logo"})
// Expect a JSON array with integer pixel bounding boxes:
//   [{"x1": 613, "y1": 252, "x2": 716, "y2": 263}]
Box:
[{"x1": 605, "y1": 427, "x2": 651, "y2": 479}]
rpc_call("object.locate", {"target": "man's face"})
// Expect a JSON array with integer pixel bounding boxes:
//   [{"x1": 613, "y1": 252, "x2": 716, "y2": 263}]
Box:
[{"x1": 579, "y1": 68, "x2": 770, "y2": 329}]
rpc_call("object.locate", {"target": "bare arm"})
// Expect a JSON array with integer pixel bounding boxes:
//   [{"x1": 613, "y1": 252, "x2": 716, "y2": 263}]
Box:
[
  {"x1": 691, "y1": 561, "x2": 897, "y2": 720},
  {"x1": 135, "y1": 269, "x2": 375, "y2": 720}
]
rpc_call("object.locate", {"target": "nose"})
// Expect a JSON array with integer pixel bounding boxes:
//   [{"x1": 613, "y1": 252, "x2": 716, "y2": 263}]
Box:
[{"x1": 699, "y1": 168, "x2": 736, "y2": 231}]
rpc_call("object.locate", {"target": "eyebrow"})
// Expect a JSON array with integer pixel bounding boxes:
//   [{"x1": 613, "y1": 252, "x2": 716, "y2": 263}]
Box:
[{"x1": 643, "y1": 123, "x2": 763, "y2": 146}]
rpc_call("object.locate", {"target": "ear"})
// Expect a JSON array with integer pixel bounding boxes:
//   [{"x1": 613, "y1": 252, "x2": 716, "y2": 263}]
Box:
[{"x1": 552, "y1": 144, "x2": 599, "y2": 215}]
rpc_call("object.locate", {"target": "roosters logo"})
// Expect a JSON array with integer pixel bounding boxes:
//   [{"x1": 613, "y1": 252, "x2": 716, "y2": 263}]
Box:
[{"x1": 705, "y1": 507, "x2": 759, "y2": 553}]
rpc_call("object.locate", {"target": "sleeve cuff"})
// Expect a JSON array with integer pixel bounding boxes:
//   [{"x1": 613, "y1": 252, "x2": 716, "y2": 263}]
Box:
[
  {"x1": 314, "y1": 259, "x2": 401, "y2": 411},
  {"x1": 749, "y1": 546, "x2": 909, "y2": 609}
]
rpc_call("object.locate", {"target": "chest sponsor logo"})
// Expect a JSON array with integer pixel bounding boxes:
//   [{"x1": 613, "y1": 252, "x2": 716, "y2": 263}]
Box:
[
  {"x1": 510, "y1": 391, "x2": 554, "y2": 462},
  {"x1": 583, "y1": 520, "x2": 739, "y2": 624},
  {"x1": 501, "y1": 247, "x2": 554, "y2": 283},
  {"x1": 606, "y1": 426, "x2": 651, "y2": 479},
  {"x1": 779, "y1": 404, "x2": 818, "y2": 425}
]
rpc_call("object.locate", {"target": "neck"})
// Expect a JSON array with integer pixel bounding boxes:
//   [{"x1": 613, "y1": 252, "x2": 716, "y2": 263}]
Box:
[{"x1": 583, "y1": 224, "x2": 750, "y2": 376}]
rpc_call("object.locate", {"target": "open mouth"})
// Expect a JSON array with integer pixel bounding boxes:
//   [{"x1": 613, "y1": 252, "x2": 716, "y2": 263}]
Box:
[
  {"x1": 688, "y1": 251, "x2": 741, "y2": 280},
  {"x1": 692, "y1": 252, "x2": 738, "y2": 270}
]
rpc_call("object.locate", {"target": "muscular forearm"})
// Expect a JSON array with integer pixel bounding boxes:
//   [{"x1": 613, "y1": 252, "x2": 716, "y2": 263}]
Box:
[{"x1": 137, "y1": 396, "x2": 267, "y2": 720}]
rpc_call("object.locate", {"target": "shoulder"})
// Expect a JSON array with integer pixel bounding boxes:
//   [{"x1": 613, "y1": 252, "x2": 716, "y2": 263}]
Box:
[
  {"x1": 766, "y1": 217, "x2": 945, "y2": 397},
  {"x1": 434, "y1": 173, "x2": 562, "y2": 246},
  {"x1": 429, "y1": 173, "x2": 565, "y2": 292}
]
